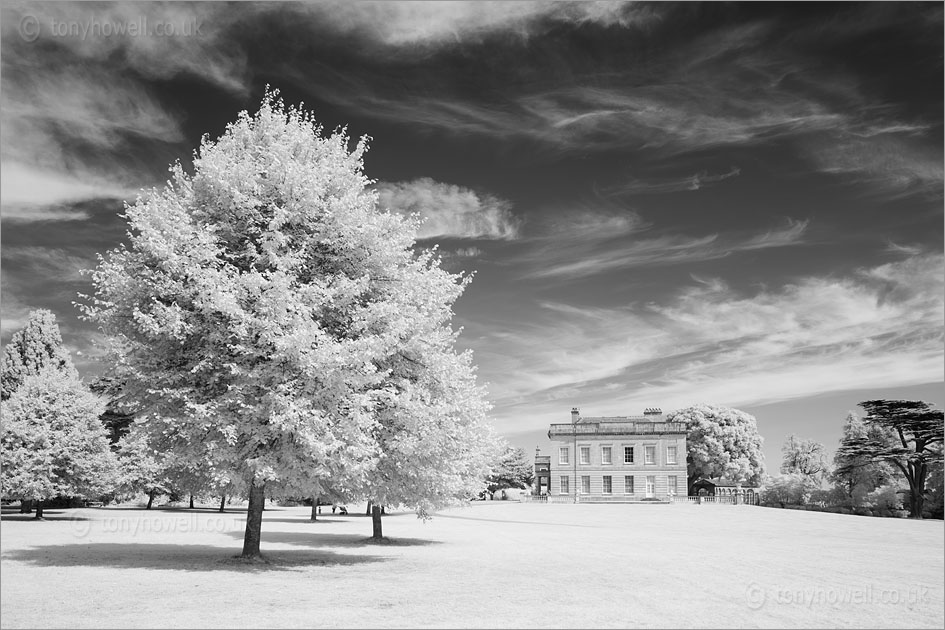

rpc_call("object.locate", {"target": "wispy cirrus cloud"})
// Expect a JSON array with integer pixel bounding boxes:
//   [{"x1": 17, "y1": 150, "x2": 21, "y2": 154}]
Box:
[
  {"x1": 0, "y1": 163, "x2": 139, "y2": 222},
  {"x1": 801, "y1": 129, "x2": 943, "y2": 200},
  {"x1": 266, "y1": 9, "x2": 855, "y2": 158},
  {"x1": 0, "y1": 1, "x2": 240, "y2": 220},
  {"x1": 885, "y1": 242, "x2": 924, "y2": 257},
  {"x1": 8, "y1": 1, "x2": 934, "y2": 203},
  {"x1": 0, "y1": 245, "x2": 99, "y2": 357},
  {"x1": 0, "y1": 279, "x2": 34, "y2": 336},
  {"x1": 282, "y1": 1, "x2": 650, "y2": 48},
  {"x1": 1, "y1": 246, "x2": 95, "y2": 284},
  {"x1": 518, "y1": 216, "x2": 809, "y2": 280},
  {"x1": 289, "y1": 62, "x2": 847, "y2": 157},
  {"x1": 475, "y1": 252, "x2": 944, "y2": 432},
  {"x1": 263, "y1": 3, "x2": 941, "y2": 202},
  {"x1": 516, "y1": 85, "x2": 845, "y2": 154},
  {"x1": 604, "y1": 167, "x2": 741, "y2": 196},
  {"x1": 376, "y1": 178, "x2": 520, "y2": 240},
  {"x1": 539, "y1": 208, "x2": 647, "y2": 241},
  {"x1": 1, "y1": 1, "x2": 249, "y2": 94},
  {"x1": 739, "y1": 219, "x2": 810, "y2": 251},
  {"x1": 0, "y1": 61, "x2": 179, "y2": 216}
]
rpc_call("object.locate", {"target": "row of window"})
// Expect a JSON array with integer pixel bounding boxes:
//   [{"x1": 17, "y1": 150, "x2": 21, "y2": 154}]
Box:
[
  {"x1": 559, "y1": 475, "x2": 679, "y2": 495},
  {"x1": 559, "y1": 445, "x2": 678, "y2": 466}
]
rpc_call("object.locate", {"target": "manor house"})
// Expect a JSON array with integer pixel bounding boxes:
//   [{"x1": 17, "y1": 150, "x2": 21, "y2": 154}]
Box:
[{"x1": 534, "y1": 407, "x2": 688, "y2": 501}]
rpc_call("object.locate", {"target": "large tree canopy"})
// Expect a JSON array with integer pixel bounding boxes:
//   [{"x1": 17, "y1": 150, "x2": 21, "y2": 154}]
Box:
[
  {"x1": 80, "y1": 91, "x2": 495, "y2": 555},
  {"x1": 836, "y1": 399, "x2": 943, "y2": 518},
  {"x1": 1, "y1": 368, "x2": 118, "y2": 517},
  {"x1": 1, "y1": 309, "x2": 76, "y2": 400},
  {"x1": 665, "y1": 403, "x2": 766, "y2": 489}
]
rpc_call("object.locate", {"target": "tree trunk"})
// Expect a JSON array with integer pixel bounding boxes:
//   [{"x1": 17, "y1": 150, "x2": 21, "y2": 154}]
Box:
[
  {"x1": 219, "y1": 495, "x2": 226, "y2": 512},
  {"x1": 189, "y1": 494, "x2": 195, "y2": 509},
  {"x1": 146, "y1": 489, "x2": 155, "y2": 510},
  {"x1": 19, "y1": 499, "x2": 32, "y2": 514},
  {"x1": 371, "y1": 504, "x2": 383, "y2": 539},
  {"x1": 898, "y1": 461, "x2": 925, "y2": 519},
  {"x1": 241, "y1": 479, "x2": 266, "y2": 558},
  {"x1": 909, "y1": 492, "x2": 921, "y2": 518},
  {"x1": 34, "y1": 500, "x2": 44, "y2": 520},
  {"x1": 311, "y1": 496, "x2": 318, "y2": 521},
  {"x1": 912, "y1": 461, "x2": 926, "y2": 519},
  {"x1": 366, "y1": 500, "x2": 373, "y2": 516},
  {"x1": 909, "y1": 467, "x2": 925, "y2": 519}
]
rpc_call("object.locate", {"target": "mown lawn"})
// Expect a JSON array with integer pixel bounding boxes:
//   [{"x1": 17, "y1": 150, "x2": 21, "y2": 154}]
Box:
[{"x1": 1, "y1": 501, "x2": 942, "y2": 628}]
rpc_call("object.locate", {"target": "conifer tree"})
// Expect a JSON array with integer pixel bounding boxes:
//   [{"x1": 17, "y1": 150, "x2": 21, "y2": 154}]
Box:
[
  {"x1": 830, "y1": 412, "x2": 893, "y2": 508},
  {"x1": 836, "y1": 400, "x2": 944, "y2": 518},
  {"x1": 2, "y1": 309, "x2": 76, "y2": 400}
]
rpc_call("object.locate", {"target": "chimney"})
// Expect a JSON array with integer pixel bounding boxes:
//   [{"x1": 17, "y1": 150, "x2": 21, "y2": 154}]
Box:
[
  {"x1": 643, "y1": 407, "x2": 663, "y2": 419},
  {"x1": 571, "y1": 407, "x2": 580, "y2": 423}
]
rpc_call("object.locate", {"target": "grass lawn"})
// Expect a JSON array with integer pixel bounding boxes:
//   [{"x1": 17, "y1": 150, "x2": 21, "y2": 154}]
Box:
[{"x1": 1, "y1": 501, "x2": 942, "y2": 628}]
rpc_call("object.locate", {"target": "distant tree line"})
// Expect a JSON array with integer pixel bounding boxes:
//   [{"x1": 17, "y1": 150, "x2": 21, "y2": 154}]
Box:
[{"x1": 761, "y1": 401, "x2": 944, "y2": 519}]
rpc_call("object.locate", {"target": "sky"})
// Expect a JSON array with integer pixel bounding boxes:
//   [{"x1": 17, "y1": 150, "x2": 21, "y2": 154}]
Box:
[{"x1": 1, "y1": 1, "x2": 943, "y2": 471}]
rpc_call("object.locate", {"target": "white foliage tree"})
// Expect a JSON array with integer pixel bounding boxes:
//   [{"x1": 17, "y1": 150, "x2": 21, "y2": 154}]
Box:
[
  {"x1": 780, "y1": 434, "x2": 828, "y2": 485},
  {"x1": 363, "y1": 341, "x2": 498, "y2": 538},
  {"x1": 79, "y1": 90, "x2": 495, "y2": 557},
  {"x1": 1, "y1": 369, "x2": 119, "y2": 518},
  {"x1": 665, "y1": 403, "x2": 766, "y2": 490},
  {"x1": 2, "y1": 309, "x2": 77, "y2": 400}
]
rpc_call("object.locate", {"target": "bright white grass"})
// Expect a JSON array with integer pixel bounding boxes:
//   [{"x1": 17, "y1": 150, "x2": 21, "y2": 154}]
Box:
[{"x1": 1, "y1": 501, "x2": 942, "y2": 628}]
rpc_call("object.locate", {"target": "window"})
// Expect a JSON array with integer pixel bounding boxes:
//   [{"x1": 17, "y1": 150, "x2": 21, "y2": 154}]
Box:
[
  {"x1": 624, "y1": 476, "x2": 634, "y2": 494},
  {"x1": 581, "y1": 476, "x2": 590, "y2": 494},
  {"x1": 645, "y1": 445, "x2": 656, "y2": 465},
  {"x1": 559, "y1": 447, "x2": 569, "y2": 465},
  {"x1": 667, "y1": 446, "x2": 678, "y2": 465},
  {"x1": 601, "y1": 446, "x2": 612, "y2": 465},
  {"x1": 560, "y1": 476, "x2": 569, "y2": 494},
  {"x1": 579, "y1": 446, "x2": 590, "y2": 465},
  {"x1": 624, "y1": 446, "x2": 634, "y2": 464},
  {"x1": 603, "y1": 476, "x2": 612, "y2": 494},
  {"x1": 668, "y1": 475, "x2": 678, "y2": 495}
]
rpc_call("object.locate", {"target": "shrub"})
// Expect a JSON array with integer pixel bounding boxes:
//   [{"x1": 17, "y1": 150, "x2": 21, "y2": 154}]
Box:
[{"x1": 865, "y1": 484, "x2": 905, "y2": 517}]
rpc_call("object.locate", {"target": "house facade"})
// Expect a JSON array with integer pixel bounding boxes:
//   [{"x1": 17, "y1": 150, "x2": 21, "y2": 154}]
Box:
[{"x1": 541, "y1": 407, "x2": 688, "y2": 501}]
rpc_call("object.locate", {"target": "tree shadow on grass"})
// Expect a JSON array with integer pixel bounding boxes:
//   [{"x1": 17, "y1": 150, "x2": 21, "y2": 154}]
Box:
[
  {"x1": 0, "y1": 511, "x2": 91, "y2": 523},
  {"x1": 434, "y1": 513, "x2": 599, "y2": 528},
  {"x1": 106, "y1": 506, "x2": 245, "y2": 514},
  {"x1": 3, "y1": 543, "x2": 386, "y2": 572},
  {"x1": 260, "y1": 511, "x2": 412, "y2": 524},
  {"x1": 225, "y1": 530, "x2": 440, "y2": 548},
  {"x1": 258, "y1": 516, "x2": 344, "y2": 524}
]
